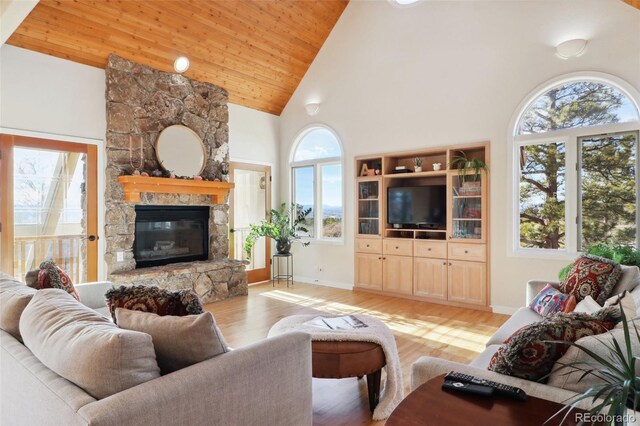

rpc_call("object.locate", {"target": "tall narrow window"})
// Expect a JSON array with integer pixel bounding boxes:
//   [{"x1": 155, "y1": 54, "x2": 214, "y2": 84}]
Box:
[
  {"x1": 519, "y1": 142, "x2": 566, "y2": 249},
  {"x1": 293, "y1": 166, "x2": 315, "y2": 237},
  {"x1": 291, "y1": 127, "x2": 343, "y2": 240},
  {"x1": 513, "y1": 76, "x2": 640, "y2": 254},
  {"x1": 579, "y1": 132, "x2": 638, "y2": 250}
]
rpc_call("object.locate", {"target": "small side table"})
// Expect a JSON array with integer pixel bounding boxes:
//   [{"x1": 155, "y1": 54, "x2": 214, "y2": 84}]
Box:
[{"x1": 272, "y1": 253, "x2": 293, "y2": 287}]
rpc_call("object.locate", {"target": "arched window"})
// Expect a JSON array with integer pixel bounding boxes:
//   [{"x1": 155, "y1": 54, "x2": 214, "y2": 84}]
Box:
[
  {"x1": 291, "y1": 126, "x2": 343, "y2": 240},
  {"x1": 513, "y1": 76, "x2": 640, "y2": 254}
]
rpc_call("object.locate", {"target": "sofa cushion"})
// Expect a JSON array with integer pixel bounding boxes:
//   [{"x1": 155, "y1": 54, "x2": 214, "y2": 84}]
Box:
[
  {"x1": 573, "y1": 295, "x2": 601, "y2": 314},
  {"x1": 547, "y1": 322, "x2": 640, "y2": 393},
  {"x1": 612, "y1": 265, "x2": 640, "y2": 296},
  {"x1": 529, "y1": 284, "x2": 576, "y2": 316},
  {"x1": 20, "y1": 289, "x2": 160, "y2": 399},
  {"x1": 559, "y1": 255, "x2": 621, "y2": 305},
  {"x1": 469, "y1": 344, "x2": 501, "y2": 369},
  {"x1": 488, "y1": 308, "x2": 619, "y2": 381},
  {"x1": 0, "y1": 274, "x2": 37, "y2": 341},
  {"x1": 105, "y1": 285, "x2": 203, "y2": 323},
  {"x1": 29, "y1": 261, "x2": 80, "y2": 301},
  {"x1": 485, "y1": 307, "x2": 542, "y2": 347},
  {"x1": 115, "y1": 308, "x2": 229, "y2": 374}
]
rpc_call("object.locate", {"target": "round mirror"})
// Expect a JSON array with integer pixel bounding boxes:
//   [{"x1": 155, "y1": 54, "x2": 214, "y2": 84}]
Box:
[{"x1": 155, "y1": 125, "x2": 207, "y2": 177}]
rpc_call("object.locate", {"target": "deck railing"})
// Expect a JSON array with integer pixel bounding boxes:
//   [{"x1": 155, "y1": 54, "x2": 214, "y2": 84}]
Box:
[{"x1": 13, "y1": 234, "x2": 84, "y2": 283}]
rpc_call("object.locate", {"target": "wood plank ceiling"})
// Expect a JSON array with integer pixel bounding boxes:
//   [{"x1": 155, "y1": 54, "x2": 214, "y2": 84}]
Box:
[
  {"x1": 624, "y1": 0, "x2": 640, "y2": 9},
  {"x1": 6, "y1": 0, "x2": 349, "y2": 115}
]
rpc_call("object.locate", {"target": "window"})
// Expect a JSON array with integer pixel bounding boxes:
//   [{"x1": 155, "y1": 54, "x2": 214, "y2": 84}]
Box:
[
  {"x1": 291, "y1": 127, "x2": 343, "y2": 240},
  {"x1": 514, "y1": 76, "x2": 640, "y2": 254}
]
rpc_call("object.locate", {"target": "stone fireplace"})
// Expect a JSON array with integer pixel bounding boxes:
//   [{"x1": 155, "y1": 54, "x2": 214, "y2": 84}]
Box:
[{"x1": 104, "y1": 54, "x2": 247, "y2": 302}]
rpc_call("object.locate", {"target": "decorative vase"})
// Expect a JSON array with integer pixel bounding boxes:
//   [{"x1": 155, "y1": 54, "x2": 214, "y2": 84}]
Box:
[
  {"x1": 433, "y1": 163, "x2": 442, "y2": 171},
  {"x1": 414, "y1": 166, "x2": 422, "y2": 173},
  {"x1": 276, "y1": 239, "x2": 292, "y2": 254}
]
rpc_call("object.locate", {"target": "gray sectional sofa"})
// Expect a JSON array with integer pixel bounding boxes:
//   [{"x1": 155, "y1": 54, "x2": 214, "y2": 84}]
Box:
[
  {"x1": 411, "y1": 265, "x2": 640, "y2": 423},
  {"x1": 0, "y1": 273, "x2": 313, "y2": 426}
]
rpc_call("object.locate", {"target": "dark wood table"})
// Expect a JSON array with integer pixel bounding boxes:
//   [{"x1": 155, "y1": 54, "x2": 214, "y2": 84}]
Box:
[{"x1": 386, "y1": 375, "x2": 588, "y2": 426}]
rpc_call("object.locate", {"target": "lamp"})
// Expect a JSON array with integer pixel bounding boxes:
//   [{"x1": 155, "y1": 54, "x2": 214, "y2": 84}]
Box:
[
  {"x1": 555, "y1": 39, "x2": 588, "y2": 59},
  {"x1": 305, "y1": 102, "x2": 321, "y2": 116},
  {"x1": 173, "y1": 56, "x2": 190, "y2": 73}
]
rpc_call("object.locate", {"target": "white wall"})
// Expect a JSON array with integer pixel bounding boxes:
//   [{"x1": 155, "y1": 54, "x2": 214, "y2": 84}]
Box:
[
  {"x1": 228, "y1": 102, "x2": 280, "y2": 210},
  {"x1": 0, "y1": 45, "x2": 281, "y2": 279},
  {"x1": 278, "y1": 0, "x2": 640, "y2": 311}
]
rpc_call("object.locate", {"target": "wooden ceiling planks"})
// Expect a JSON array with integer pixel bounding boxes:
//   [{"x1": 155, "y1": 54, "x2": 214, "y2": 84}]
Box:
[
  {"x1": 624, "y1": 0, "x2": 640, "y2": 9},
  {"x1": 6, "y1": 0, "x2": 349, "y2": 115}
]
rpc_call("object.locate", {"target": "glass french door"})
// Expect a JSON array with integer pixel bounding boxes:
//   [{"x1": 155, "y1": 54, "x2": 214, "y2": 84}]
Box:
[
  {"x1": 230, "y1": 162, "x2": 271, "y2": 283},
  {"x1": 0, "y1": 135, "x2": 98, "y2": 282}
]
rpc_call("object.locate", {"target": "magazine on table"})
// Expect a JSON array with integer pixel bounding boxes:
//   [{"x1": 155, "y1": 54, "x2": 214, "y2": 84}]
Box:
[{"x1": 304, "y1": 315, "x2": 368, "y2": 330}]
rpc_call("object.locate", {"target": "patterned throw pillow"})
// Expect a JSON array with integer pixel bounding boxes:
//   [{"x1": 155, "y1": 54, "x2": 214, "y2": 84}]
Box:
[
  {"x1": 105, "y1": 285, "x2": 203, "y2": 323},
  {"x1": 560, "y1": 255, "x2": 621, "y2": 305},
  {"x1": 488, "y1": 307, "x2": 620, "y2": 381},
  {"x1": 28, "y1": 261, "x2": 80, "y2": 301},
  {"x1": 529, "y1": 284, "x2": 576, "y2": 316}
]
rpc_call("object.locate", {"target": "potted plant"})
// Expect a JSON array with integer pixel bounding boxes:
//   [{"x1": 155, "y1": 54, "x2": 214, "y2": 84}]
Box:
[
  {"x1": 414, "y1": 157, "x2": 423, "y2": 173},
  {"x1": 244, "y1": 203, "x2": 311, "y2": 259},
  {"x1": 449, "y1": 153, "x2": 488, "y2": 182},
  {"x1": 548, "y1": 307, "x2": 639, "y2": 425}
]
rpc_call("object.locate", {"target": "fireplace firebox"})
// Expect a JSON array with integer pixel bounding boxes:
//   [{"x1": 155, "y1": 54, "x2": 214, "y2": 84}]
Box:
[{"x1": 134, "y1": 206, "x2": 209, "y2": 268}]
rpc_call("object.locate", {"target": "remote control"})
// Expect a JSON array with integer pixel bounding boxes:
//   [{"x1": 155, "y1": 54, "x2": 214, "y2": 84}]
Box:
[
  {"x1": 444, "y1": 372, "x2": 528, "y2": 401},
  {"x1": 442, "y1": 380, "x2": 494, "y2": 397}
]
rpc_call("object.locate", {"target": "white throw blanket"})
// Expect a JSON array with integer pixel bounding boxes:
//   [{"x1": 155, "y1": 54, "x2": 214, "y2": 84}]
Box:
[{"x1": 268, "y1": 314, "x2": 404, "y2": 420}]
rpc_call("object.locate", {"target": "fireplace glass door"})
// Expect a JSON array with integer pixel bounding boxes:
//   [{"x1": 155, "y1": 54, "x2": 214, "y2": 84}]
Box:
[{"x1": 134, "y1": 206, "x2": 209, "y2": 268}]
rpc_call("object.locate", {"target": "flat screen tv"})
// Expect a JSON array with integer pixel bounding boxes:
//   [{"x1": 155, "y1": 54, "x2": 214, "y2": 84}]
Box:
[{"x1": 387, "y1": 186, "x2": 446, "y2": 227}]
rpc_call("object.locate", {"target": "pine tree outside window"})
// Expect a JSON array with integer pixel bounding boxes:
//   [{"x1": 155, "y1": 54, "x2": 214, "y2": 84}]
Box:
[{"x1": 513, "y1": 76, "x2": 640, "y2": 255}]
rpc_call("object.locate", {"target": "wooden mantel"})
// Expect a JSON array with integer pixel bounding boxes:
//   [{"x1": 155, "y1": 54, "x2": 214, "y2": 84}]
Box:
[{"x1": 117, "y1": 175, "x2": 234, "y2": 203}]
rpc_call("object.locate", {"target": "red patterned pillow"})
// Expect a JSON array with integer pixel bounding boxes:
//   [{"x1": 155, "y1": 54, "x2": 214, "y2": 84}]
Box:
[
  {"x1": 560, "y1": 255, "x2": 621, "y2": 305},
  {"x1": 105, "y1": 285, "x2": 203, "y2": 323},
  {"x1": 488, "y1": 308, "x2": 619, "y2": 381},
  {"x1": 30, "y1": 261, "x2": 80, "y2": 301}
]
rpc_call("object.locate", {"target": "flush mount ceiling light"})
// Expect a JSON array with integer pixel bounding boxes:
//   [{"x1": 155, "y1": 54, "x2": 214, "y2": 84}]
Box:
[
  {"x1": 173, "y1": 56, "x2": 190, "y2": 73},
  {"x1": 305, "y1": 102, "x2": 321, "y2": 116},
  {"x1": 555, "y1": 39, "x2": 588, "y2": 59},
  {"x1": 388, "y1": 0, "x2": 422, "y2": 7}
]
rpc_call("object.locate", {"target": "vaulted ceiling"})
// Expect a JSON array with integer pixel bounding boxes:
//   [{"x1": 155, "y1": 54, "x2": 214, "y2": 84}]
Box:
[{"x1": 6, "y1": 0, "x2": 349, "y2": 115}]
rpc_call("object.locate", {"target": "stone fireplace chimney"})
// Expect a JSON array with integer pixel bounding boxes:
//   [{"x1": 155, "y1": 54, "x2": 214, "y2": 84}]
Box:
[{"x1": 103, "y1": 54, "x2": 246, "y2": 303}]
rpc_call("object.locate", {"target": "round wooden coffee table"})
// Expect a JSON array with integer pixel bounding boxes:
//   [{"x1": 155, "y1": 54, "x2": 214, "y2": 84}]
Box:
[
  {"x1": 311, "y1": 340, "x2": 386, "y2": 412},
  {"x1": 386, "y1": 374, "x2": 585, "y2": 426}
]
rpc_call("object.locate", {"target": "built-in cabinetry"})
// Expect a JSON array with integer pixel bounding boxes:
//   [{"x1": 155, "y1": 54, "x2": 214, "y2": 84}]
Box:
[{"x1": 354, "y1": 142, "x2": 490, "y2": 311}]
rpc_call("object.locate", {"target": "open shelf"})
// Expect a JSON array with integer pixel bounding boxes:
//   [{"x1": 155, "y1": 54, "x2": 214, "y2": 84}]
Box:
[{"x1": 384, "y1": 170, "x2": 447, "y2": 179}]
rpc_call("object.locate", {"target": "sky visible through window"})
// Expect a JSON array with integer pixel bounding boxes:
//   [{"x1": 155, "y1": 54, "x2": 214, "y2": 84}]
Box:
[
  {"x1": 517, "y1": 82, "x2": 639, "y2": 135},
  {"x1": 293, "y1": 129, "x2": 342, "y2": 217}
]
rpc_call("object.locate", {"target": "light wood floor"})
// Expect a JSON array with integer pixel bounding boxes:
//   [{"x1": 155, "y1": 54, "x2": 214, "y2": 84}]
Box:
[{"x1": 204, "y1": 281, "x2": 508, "y2": 426}]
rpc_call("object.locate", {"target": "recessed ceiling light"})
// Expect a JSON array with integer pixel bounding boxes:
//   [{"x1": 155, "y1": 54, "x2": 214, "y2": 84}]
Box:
[
  {"x1": 173, "y1": 56, "x2": 190, "y2": 73},
  {"x1": 388, "y1": 0, "x2": 422, "y2": 7}
]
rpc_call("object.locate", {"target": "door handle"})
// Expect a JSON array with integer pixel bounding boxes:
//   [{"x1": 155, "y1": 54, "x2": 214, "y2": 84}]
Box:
[
  {"x1": 87, "y1": 235, "x2": 98, "y2": 242},
  {"x1": 229, "y1": 228, "x2": 235, "y2": 233}
]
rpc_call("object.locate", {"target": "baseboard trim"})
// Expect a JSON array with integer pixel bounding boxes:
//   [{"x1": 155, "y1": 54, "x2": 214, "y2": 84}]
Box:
[
  {"x1": 491, "y1": 305, "x2": 518, "y2": 315},
  {"x1": 294, "y1": 276, "x2": 354, "y2": 290}
]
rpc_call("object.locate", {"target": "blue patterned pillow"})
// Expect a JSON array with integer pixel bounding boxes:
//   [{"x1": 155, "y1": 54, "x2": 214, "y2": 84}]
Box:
[{"x1": 530, "y1": 284, "x2": 576, "y2": 316}]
